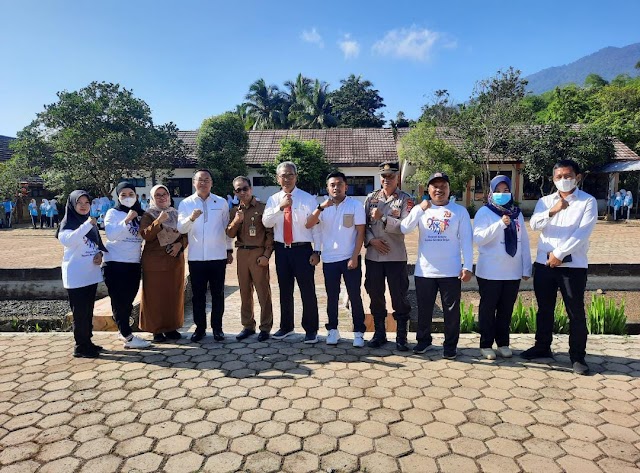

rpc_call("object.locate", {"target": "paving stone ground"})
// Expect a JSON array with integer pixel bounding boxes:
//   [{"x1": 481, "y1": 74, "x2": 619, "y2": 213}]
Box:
[{"x1": 1, "y1": 332, "x2": 640, "y2": 472}]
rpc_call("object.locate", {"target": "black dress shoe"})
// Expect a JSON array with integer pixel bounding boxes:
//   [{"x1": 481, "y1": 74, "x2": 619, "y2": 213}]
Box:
[
  {"x1": 367, "y1": 334, "x2": 388, "y2": 348},
  {"x1": 154, "y1": 333, "x2": 168, "y2": 343},
  {"x1": 520, "y1": 346, "x2": 553, "y2": 360},
  {"x1": 190, "y1": 331, "x2": 205, "y2": 342},
  {"x1": 164, "y1": 331, "x2": 182, "y2": 340},
  {"x1": 73, "y1": 345, "x2": 99, "y2": 358},
  {"x1": 213, "y1": 330, "x2": 225, "y2": 341},
  {"x1": 89, "y1": 343, "x2": 104, "y2": 352},
  {"x1": 257, "y1": 331, "x2": 270, "y2": 342},
  {"x1": 395, "y1": 341, "x2": 410, "y2": 352},
  {"x1": 236, "y1": 328, "x2": 256, "y2": 341}
]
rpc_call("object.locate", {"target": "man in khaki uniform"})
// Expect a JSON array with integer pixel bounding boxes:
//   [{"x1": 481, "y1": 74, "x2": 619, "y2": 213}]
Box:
[
  {"x1": 226, "y1": 176, "x2": 274, "y2": 342},
  {"x1": 364, "y1": 161, "x2": 415, "y2": 350}
]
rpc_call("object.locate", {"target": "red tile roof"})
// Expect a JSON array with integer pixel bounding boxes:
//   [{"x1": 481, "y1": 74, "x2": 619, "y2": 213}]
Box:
[{"x1": 177, "y1": 127, "x2": 639, "y2": 168}]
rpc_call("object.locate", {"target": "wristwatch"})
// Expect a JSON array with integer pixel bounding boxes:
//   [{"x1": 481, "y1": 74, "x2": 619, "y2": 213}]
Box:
[
  {"x1": 316, "y1": 204, "x2": 324, "y2": 212},
  {"x1": 313, "y1": 251, "x2": 322, "y2": 256}
]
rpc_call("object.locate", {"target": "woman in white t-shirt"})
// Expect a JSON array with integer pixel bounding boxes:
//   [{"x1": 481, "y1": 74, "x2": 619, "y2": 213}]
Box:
[
  {"x1": 473, "y1": 175, "x2": 532, "y2": 360},
  {"x1": 103, "y1": 182, "x2": 151, "y2": 350},
  {"x1": 57, "y1": 190, "x2": 107, "y2": 358}
]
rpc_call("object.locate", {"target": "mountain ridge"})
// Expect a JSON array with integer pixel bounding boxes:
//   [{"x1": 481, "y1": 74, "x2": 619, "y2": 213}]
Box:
[{"x1": 525, "y1": 43, "x2": 640, "y2": 94}]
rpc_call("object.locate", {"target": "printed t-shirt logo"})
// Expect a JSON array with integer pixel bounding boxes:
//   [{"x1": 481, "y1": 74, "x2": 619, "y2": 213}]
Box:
[{"x1": 427, "y1": 217, "x2": 450, "y2": 234}]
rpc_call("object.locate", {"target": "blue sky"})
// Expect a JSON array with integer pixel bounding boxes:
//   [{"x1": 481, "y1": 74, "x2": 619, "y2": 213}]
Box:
[{"x1": 1, "y1": 0, "x2": 639, "y2": 136}]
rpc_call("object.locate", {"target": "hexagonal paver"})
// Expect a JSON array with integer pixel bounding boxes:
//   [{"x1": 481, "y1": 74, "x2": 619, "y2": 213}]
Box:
[
  {"x1": 304, "y1": 433, "x2": 337, "y2": 455},
  {"x1": 163, "y1": 452, "x2": 204, "y2": 473},
  {"x1": 320, "y1": 451, "x2": 359, "y2": 473},
  {"x1": 243, "y1": 451, "x2": 282, "y2": 473},
  {"x1": 154, "y1": 435, "x2": 193, "y2": 455},
  {"x1": 375, "y1": 435, "x2": 413, "y2": 457},
  {"x1": 266, "y1": 433, "x2": 301, "y2": 455},
  {"x1": 437, "y1": 454, "x2": 479, "y2": 473},
  {"x1": 121, "y1": 453, "x2": 163, "y2": 473},
  {"x1": 229, "y1": 434, "x2": 266, "y2": 455},
  {"x1": 201, "y1": 452, "x2": 243, "y2": 473},
  {"x1": 360, "y1": 452, "x2": 399, "y2": 473}
]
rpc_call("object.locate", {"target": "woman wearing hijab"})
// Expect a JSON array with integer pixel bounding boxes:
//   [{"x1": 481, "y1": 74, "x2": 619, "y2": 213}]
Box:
[
  {"x1": 58, "y1": 190, "x2": 107, "y2": 358},
  {"x1": 473, "y1": 175, "x2": 532, "y2": 360},
  {"x1": 103, "y1": 182, "x2": 151, "y2": 349},
  {"x1": 40, "y1": 199, "x2": 49, "y2": 228},
  {"x1": 28, "y1": 199, "x2": 38, "y2": 229},
  {"x1": 624, "y1": 191, "x2": 634, "y2": 219},
  {"x1": 139, "y1": 184, "x2": 188, "y2": 342}
]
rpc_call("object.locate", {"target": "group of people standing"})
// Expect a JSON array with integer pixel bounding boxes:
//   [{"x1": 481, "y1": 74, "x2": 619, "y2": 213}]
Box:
[
  {"x1": 608, "y1": 189, "x2": 634, "y2": 220},
  {"x1": 58, "y1": 158, "x2": 596, "y2": 375}
]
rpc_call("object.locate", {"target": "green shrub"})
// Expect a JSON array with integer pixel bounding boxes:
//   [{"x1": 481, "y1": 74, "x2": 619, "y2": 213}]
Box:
[
  {"x1": 510, "y1": 297, "x2": 536, "y2": 333},
  {"x1": 587, "y1": 295, "x2": 626, "y2": 335},
  {"x1": 553, "y1": 300, "x2": 569, "y2": 334},
  {"x1": 460, "y1": 301, "x2": 477, "y2": 333}
]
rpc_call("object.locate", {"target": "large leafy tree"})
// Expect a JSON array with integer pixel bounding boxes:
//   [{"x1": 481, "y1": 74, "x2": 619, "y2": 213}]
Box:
[
  {"x1": 540, "y1": 85, "x2": 591, "y2": 124},
  {"x1": 515, "y1": 123, "x2": 613, "y2": 196},
  {"x1": 331, "y1": 74, "x2": 386, "y2": 128},
  {"x1": 419, "y1": 90, "x2": 458, "y2": 126},
  {"x1": 452, "y1": 67, "x2": 532, "y2": 197},
  {"x1": 244, "y1": 79, "x2": 287, "y2": 130},
  {"x1": 399, "y1": 122, "x2": 478, "y2": 194},
  {"x1": 196, "y1": 113, "x2": 248, "y2": 196},
  {"x1": 11, "y1": 81, "x2": 185, "y2": 197},
  {"x1": 261, "y1": 138, "x2": 332, "y2": 194}
]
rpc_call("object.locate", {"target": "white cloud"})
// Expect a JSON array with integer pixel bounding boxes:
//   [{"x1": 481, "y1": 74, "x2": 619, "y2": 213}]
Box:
[
  {"x1": 338, "y1": 34, "x2": 360, "y2": 60},
  {"x1": 372, "y1": 26, "x2": 454, "y2": 61},
  {"x1": 301, "y1": 27, "x2": 324, "y2": 48}
]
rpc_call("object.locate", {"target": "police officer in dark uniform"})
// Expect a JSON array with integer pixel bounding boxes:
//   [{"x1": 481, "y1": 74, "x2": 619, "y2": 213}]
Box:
[{"x1": 364, "y1": 161, "x2": 415, "y2": 350}]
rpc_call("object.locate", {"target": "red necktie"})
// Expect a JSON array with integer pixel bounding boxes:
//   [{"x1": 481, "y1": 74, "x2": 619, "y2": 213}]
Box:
[{"x1": 284, "y1": 200, "x2": 293, "y2": 246}]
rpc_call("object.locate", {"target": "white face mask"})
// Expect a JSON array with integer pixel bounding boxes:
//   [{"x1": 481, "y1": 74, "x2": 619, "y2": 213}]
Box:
[
  {"x1": 120, "y1": 197, "x2": 137, "y2": 208},
  {"x1": 555, "y1": 178, "x2": 576, "y2": 193}
]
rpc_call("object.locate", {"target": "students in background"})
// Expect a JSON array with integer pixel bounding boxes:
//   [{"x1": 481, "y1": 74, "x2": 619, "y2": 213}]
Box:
[
  {"x1": 473, "y1": 175, "x2": 532, "y2": 360},
  {"x1": 28, "y1": 199, "x2": 39, "y2": 229},
  {"x1": 40, "y1": 199, "x2": 49, "y2": 228},
  {"x1": 57, "y1": 190, "x2": 107, "y2": 358},
  {"x1": 103, "y1": 182, "x2": 151, "y2": 349}
]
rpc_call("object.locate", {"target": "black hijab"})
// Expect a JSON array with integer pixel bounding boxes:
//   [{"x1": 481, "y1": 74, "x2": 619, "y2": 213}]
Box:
[
  {"x1": 114, "y1": 181, "x2": 144, "y2": 216},
  {"x1": 57, "y1": 190, "x2": 107, "y2": 252},
  {"x1": 485, "y1": 175, "x2": 521, "y2": 257}
]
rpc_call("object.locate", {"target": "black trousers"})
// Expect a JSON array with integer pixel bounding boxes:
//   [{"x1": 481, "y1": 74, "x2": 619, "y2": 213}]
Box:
[
  {"x1": 477, "y1": 277, "x2": 520, "y2": 348},
  {"x1": 274, "y1": 242, "x2": 319, "y2": 334},
  {"x1": 415, "y1": 276, "x2": 461, "y2": 352},
  {"x1": 30, "y1": 215, "x2": 37, "y2": 228},
  {"x1": 323, "y1": 257, "x2": 366, "y2": 333},
  {"x1": 67, "y1": 283, "x2": 97, "y2": 348},
  {"x1": 40, "y1": 215, "x2": 47, "y2": 228},
  {"x1": 5, "y1": 212, "x2": 11, "y2": 227},
  {"x1": 189, "y1": 259, "x2": 227, "y2": 332},
  {"x1": 533, "y1": 263, "x2": 588, "y2": 362},
  {"x1": 364, "y1": 260, "x2": 411, "y2": 323},
  {"x1": 104, "y1": 261, "x2": 141, "y2": 338}
]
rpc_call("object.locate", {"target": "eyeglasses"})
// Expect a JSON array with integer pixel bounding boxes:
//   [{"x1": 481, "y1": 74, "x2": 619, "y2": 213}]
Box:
[
  {"x1": 234, "y1": 186, "x2": 250, "y2": 194},
  {"x1": 278, "y1": 173, "x2": 296, "y2": 179}
]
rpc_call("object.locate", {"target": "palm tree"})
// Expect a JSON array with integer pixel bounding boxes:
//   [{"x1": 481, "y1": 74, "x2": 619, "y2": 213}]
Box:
[
  {"x1": 290, "y1": 80, "x2": 336, "y2": 129},
  {"x1": 234, "y1": 104, "x2": 255, "y2": 131},
  {"x1": 244, "y1": 79, "x2": 286, "y2": 130}
]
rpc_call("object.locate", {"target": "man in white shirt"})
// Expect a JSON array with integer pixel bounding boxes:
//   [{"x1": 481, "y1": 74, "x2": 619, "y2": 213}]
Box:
[
  {"x1": 262, "y1": 162, "x2": 321, "y2": 343},
  {"x1": 306, "y1": 171, "x2": 367, "y2": 347},
  {"x1": 522, "y1": 159, "x2": 597, "y2": 375},
  {"x1": 178, "y1": 170, "x2": 233, "y2": 343},
  {"x1": 401, "y1": 172, "x2": 473, "y2": 359}
]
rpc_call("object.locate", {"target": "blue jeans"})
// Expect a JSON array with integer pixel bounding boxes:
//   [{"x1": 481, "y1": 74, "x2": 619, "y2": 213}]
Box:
[{"x1": 323, "y1": 257, "x2": 366, "y2": 333}]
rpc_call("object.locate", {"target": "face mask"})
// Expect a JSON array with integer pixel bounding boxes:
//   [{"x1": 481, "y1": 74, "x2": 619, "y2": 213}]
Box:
[
  {"x1": 555, "y1": 178, "x2": 576, "y2": 193},
  {"x1": 120, "y1": 197, "x2": 136, "y2": 208},
  {"x1": 492, "y1": 193, "x2": 511, "y2": 206}
]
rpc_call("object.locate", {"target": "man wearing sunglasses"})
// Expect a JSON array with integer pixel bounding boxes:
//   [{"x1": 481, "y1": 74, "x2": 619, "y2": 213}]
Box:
[{"x1": 226, "y1": 176, "x2": 274, "y2": 342}]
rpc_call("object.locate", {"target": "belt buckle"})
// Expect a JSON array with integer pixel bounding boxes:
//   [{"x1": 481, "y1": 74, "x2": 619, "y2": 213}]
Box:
[{"x1": 284, "y1": 243, "x2": 292, "y2": 249}]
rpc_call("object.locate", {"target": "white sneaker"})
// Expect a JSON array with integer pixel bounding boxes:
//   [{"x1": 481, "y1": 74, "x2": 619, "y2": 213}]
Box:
[
  {"x1": 124, "y1": 335, "x2": 152, "y2": 349},
  {"x1": 496, "y1": 346, "x2": 513, "y2": 358},
  {"x1": 480, "y1": 348, "x2": 496, "y2": 360},
  {"x1": 326, "y1": 329, "x2": 340, "y2": 345},
  {"x1": 353, "y1": 332, "x2": 365, "y2": 348}
]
